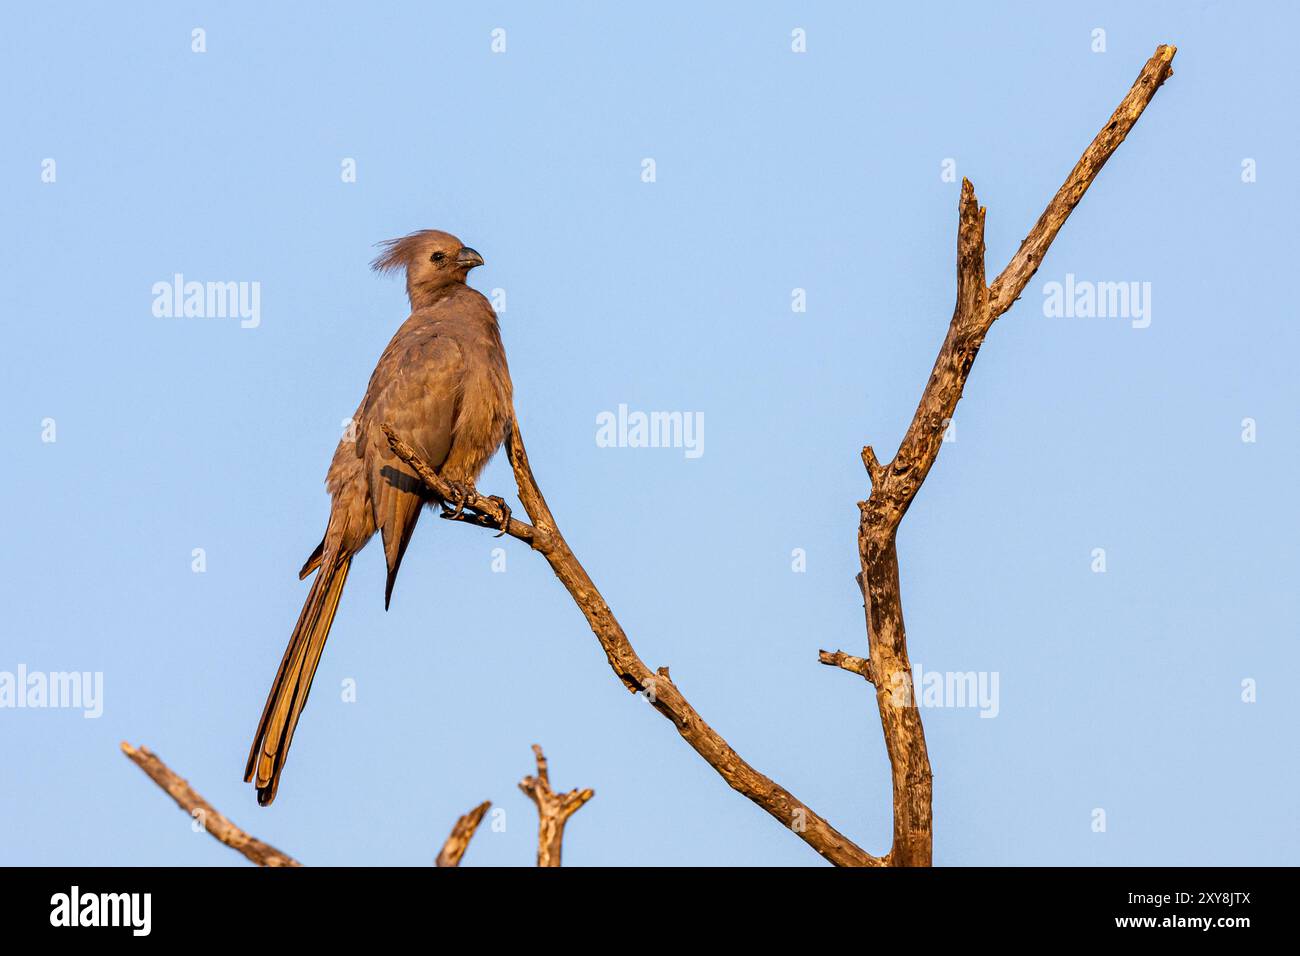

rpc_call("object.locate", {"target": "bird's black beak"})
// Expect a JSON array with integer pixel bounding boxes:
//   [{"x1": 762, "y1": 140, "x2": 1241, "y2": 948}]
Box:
[{"x1": 457, "y1": 247, "x2": 484, "y2": 270}]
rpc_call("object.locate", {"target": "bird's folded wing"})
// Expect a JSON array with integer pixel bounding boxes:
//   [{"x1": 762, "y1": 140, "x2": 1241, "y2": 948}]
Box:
[{"x1": 357, "y1": 332, "x2": 462, "y2": 607}]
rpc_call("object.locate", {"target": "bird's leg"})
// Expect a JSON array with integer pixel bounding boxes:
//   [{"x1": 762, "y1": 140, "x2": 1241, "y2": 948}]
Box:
[{"x1": 486, "y1": 495, "x2": 512, "y2": 537}]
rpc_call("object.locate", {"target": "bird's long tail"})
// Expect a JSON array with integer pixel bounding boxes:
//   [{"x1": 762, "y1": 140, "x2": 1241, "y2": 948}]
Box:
[{"x1": 244, "y1": 550, "x2": 352, "y2": 806}]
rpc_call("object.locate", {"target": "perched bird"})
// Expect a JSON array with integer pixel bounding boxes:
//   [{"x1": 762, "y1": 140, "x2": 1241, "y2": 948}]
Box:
[{"x1": 245, "y1": 230, "x2": 514, "y2": 805}]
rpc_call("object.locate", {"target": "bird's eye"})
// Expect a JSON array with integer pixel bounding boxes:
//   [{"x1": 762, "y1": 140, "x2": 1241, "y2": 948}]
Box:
[{"x1": 430, "y1": 251, "x2": 446, "y2": 263}]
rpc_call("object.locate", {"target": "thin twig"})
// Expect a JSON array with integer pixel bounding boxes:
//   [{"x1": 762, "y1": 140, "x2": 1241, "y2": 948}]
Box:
[{"x1": 819, "y1": 649, "x2": 874, "y2": 683}]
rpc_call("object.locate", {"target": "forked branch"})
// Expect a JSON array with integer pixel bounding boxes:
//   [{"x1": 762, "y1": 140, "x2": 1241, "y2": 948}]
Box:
[
  {"x1": 518, "y1": 745, "x2": 593, "y2": 867},
  {"x1": 837, "y1": 44, "x2": 1176, "y2": 866},
  {"x1": 385, "y1": 44, "x2": 1177, "y2": 867}
]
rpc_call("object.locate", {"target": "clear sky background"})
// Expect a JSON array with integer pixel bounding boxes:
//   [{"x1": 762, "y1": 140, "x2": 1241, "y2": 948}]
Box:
[{"x1": 2, "y1": 1, "x2": 1296, "y2": 867}]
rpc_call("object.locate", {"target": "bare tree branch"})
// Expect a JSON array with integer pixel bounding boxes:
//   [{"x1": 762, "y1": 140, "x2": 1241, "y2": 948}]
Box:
[
  {"x1": 383, "y1": 424, "x2": 882, "y2": 866},
  {"x1": 988, "y1": 45, "x2": 1177, "y2": 316},
  {"x1": 126, "y1": 745, "x2": 499, "y2": 867},
  {"x1": 435, "y1": 800, "x2": 491, "y2": 867},
  {"x1": 382, "y1": 43, "x2": 1176, "y2": 868},
  {"x1": 120, "y1": 742, "x2": 301, "y2": 867},
  {"x1": 849, "y1": 44, "x2": 1176, "y2": 867},
  {"x1": 517, "y1": 745, "x2": 592, "y2": 867}
]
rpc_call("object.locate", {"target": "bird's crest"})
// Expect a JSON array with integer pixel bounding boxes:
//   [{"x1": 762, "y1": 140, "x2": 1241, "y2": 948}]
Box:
[{"x1": 370, "y1": 230, "x2": 455, "y2": 275}]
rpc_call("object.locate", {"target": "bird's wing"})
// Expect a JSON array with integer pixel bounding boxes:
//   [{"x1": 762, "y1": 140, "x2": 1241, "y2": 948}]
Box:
[{"x1": 356, "y1": 330, "x2": 463, "y2": 608}]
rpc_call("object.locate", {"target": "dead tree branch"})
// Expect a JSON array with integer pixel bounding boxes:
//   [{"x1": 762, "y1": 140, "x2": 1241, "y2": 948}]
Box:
[
  {"x1": 383, "y1": 43, "x2": 1176, "y2": 867},
  {"x1": 435, "y1": 800, "x2": 491, "y2": 867},
  {"x1": 845, "y1": 44, "x2": 1176, "y2": 867},
  {"x1": 120, "y1": 742, "x2": 301, "y2": 867},
  {"x1": 382, "y1": 425, "x2": 881, "y2": 866},
  {"x1": 517, "y1": 745, "x2": 593, "y2": 867},
  {"x1": 127, "y1": 746, "x2": 496, "y2": 867}
]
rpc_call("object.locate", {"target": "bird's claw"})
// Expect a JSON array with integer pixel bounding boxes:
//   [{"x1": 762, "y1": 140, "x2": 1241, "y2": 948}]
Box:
[
  {"x1": 439, "y1": 483, "x2": 509, "y2": 536},
  {"x1": 440, "y1": 481, "x2": 472, "y2": 520},
  {"x1": 487, "y1": 495, "x2": 511, "y2": 537}
]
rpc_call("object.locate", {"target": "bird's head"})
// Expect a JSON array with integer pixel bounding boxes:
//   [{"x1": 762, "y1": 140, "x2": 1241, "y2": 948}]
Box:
[{"x1": 371, "y1": 229, "x2": 484, "y2": 308}]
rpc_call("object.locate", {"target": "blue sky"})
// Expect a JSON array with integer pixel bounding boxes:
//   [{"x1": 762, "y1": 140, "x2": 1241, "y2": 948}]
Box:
[{"x1": 2, "y1": 1, "x2": 1296, "y2": 866}]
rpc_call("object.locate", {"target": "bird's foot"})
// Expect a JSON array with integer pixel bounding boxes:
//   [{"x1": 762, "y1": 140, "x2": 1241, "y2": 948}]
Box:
[
  {"x1": 439, "y1": 482, "x2": 510, "y2": 535},
  {"x1": 486, "y1": 495, "x2": 512, "y2": 537},
  {"x1": 440, "y1": 480, "x2": 474, "y2": 520}
]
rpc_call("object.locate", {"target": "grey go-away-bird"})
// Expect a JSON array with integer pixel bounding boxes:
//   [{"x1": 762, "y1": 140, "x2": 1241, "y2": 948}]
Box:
[{"x1": 245, "y1": 230, "x2": 514, "y2": 805}]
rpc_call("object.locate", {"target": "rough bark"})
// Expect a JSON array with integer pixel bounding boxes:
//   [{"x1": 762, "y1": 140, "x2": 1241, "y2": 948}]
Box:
[
  {"x1": 435, "y1": 800, "x2": 491, "y2": 867},
  {"x1": 516, "y1": 745, "x2": 593, "y2": 867}
]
